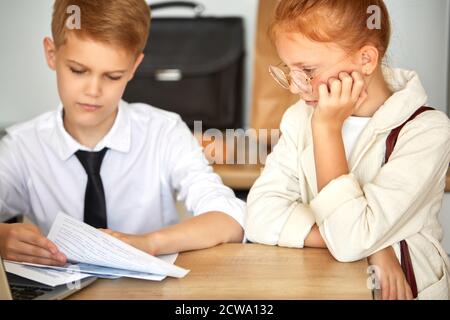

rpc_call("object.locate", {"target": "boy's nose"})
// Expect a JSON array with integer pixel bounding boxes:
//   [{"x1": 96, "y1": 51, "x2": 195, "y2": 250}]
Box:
[{"x1": 85, "y1": 77, "x2": 102, "y2": 98}]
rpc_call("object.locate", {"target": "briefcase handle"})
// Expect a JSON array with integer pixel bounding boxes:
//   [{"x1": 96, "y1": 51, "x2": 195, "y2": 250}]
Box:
[{"x1": 150, "y1": 1, "x2": 205, "y2": 16}]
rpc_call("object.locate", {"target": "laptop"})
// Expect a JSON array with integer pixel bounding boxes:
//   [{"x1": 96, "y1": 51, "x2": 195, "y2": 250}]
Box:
[{"x1": 0, "y1": 257, "x2": 96, "y2": 300}]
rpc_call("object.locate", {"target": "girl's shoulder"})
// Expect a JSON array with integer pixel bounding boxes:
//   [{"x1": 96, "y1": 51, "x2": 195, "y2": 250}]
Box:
[
  {"x1": 395, "y1": 108, "x2": 450, "y2": 160},
  {"x1": 402, "y1": 108, "x2": 450, "y2": 137},
  {"x1": 414, "y1": 108, "x2": 450, "y2": 127},
  {"x1": 280, "y1": 100, "x2": 314, "y2": 133}
]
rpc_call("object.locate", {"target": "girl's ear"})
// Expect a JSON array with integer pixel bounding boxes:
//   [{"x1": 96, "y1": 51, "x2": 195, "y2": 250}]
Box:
[
  {"x1": 43, "y1": 37, "x2": 57, "y2": 70},
  {"x1": 359, "y1": 45, "x2": 379, "y2": 76}
]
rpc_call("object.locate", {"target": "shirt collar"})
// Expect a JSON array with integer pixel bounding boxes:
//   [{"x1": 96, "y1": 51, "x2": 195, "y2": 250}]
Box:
[
  {"x1": 368, "y1": 67, "x2": 428, "y2": 133},
  {"x1": 51, "y1": 99, "x2": 131, "y2": 161}
]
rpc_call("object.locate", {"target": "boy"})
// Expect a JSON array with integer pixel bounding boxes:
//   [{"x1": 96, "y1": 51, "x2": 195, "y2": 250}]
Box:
[{"x1": 0, "y1": 0, "x2": 244, "y2": 266}]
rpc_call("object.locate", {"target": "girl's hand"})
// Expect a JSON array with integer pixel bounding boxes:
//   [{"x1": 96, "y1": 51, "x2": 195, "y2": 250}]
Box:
[
  {"x1": 100, "y1": 229, "x2": 160, "y2": 256},
  {"x1": 312, "y1": 71, "x2": 368, "y2": 129},
  {"x1": 368, "y1": 246, "x2": 414, "y2": 300}
]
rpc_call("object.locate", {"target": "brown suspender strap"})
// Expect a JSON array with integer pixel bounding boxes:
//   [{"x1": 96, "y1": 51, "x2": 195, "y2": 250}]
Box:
[
  {"x1": 400, "y1": 239, "x2": 418, "y2": 298},
  {"x1": 384, "y1": 105, "x2": 435, "y2": 299},
  {"x1": 384, "y1": 106, "x2": 435, "y2": 163}
]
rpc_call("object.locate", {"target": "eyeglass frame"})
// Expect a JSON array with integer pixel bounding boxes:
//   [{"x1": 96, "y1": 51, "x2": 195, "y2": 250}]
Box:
[{"x1": 268, "y1": 53, "x2": 354, "y2": 95}]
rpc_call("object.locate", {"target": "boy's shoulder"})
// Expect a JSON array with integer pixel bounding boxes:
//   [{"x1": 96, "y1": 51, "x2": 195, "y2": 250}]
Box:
[
  {"x1": 125, "y1": 100, "x2": 184, "y2": 128},
  {"x1": 5, "y1": 110, "x2": 56, "y2": 139},
  {"x1": 4, "y1": 101, "x2": 190, "y2": 142}
]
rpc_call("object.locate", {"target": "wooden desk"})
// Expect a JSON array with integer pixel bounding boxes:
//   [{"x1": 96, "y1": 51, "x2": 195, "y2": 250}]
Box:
[
  {"x1": 213, "y1": 164, "x2": 262, "y2": 190},
  {"x1": 69, "y1": 244, "x2": 372, "y2": 300}
]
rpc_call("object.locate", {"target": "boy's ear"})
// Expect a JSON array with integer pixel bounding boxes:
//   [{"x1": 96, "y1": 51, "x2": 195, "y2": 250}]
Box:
[
  {"x1": 43, "y1": 37, "x2": 57, "y2": 70},
  {"x1": 128, "y1": 53, "x2": 145, "y2": 81},
  {"x1": 359, "y1": 45, "x2": 379, "y2": 76}
]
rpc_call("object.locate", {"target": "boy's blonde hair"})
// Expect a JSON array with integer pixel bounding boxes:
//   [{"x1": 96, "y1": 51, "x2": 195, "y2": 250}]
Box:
[{"x1": 51, "y1": 0, "x2": 151, "y2": 58}]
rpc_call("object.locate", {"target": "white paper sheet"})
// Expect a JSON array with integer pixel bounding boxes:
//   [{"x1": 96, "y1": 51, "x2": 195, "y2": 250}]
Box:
[
  {"x1": 4, "y1": 261, "x2": 91, "y2": 287},
  {"x1": 11, "y1": 253, "x2": 179, "y2": 281},
  {"x1": 47, "y1": 212, "x2": 189, "y2": 278}
]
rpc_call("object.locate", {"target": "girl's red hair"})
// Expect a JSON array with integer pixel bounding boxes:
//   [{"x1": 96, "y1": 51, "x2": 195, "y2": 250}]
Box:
[{"x1": 270, "y1": 0, "x2": 391, "y2": 60}]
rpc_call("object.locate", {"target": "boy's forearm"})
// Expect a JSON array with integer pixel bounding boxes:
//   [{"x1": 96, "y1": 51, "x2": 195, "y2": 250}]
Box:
[
  {"x1": 147, "y1": 212, "x2": 244, "y2": 255},
  {"x1": 312, "y1": 122, "x2": 349, "y2": 192}
]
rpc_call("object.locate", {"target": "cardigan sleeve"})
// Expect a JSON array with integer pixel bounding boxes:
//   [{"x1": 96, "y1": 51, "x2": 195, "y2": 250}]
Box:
[
  {"x1": 246, "y1": 106, "x2": 315, "y2": 248},
  {"x1": 310, "y1": 111, "x2": 450, "y2": 262}
]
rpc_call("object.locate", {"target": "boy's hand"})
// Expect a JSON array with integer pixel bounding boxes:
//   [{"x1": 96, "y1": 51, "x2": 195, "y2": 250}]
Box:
[
  {"x1": 0, "y1": 223, "x2": 66, "y2": 266},
  {"x1": 368, "y1": 246, "x2": 414, "y2": 300},
  {"x1": 100, "y1": 229, "x2": 159, "y2": 256},
  {"x1": 313, "y1": 71, "x2": 368, "y2": 128}
]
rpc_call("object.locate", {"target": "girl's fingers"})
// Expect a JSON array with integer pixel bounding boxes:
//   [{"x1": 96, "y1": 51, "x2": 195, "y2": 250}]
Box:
[
  {"x1": 328, "y1": 77, "x2": 341, "y2": 98},
  {"x1": 396, "y1": 278, "x2": 406, "y2": 300},
  {"x1": 405, "y1": 281, "x2": 414, "y2": 300},
  {"x1": 318, "y1": 83, "x2": 329, "y2": 103},
  {"x1": 355, "y1": 89, "x2": 368, "y2": 110},
  {"x1": 338, "y1": 72, "x2": 353, "y2": 100},
  {"x1": 350, "y1": 71, "x2": 366, "y2": 102},
  {"x1": 388, "y1": 276, "x2": 398, "y2": 300},
  {"x1": 381, "y1": 276, "x2": 390, "y2": 300}
]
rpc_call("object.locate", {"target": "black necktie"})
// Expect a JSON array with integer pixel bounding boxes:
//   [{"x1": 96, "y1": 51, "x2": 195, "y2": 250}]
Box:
[{"x1": 75, "y1": 148, "x2": 108, "y2": 228}]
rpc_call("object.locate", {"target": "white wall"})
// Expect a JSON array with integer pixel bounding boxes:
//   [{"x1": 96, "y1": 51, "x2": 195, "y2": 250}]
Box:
[
  {"x1": 385, "y1": 0, "x2": 449, "y2": 113},
  {"x1": 0, "y1": 0, "x2": 59, "y2": 127}
]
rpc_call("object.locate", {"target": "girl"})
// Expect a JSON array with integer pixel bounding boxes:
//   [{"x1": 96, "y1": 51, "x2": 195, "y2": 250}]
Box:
[{"x1": 246, "y1": 0, "x2": 450, "y2": 300}]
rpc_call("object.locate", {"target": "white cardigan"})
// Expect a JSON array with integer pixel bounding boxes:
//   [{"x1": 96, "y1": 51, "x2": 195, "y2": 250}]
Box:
[{"x1": 246, "y1": 68, "x2": 450, "y2": 299}]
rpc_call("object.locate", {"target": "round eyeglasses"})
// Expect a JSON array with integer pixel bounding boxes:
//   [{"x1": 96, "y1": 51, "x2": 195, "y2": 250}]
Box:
[
  {"x1": 269, "y1": 54, "x2": 353, "y2": 95},
  {"x1": 268, "y1": 64, "x2": 315, "y2": 95}
]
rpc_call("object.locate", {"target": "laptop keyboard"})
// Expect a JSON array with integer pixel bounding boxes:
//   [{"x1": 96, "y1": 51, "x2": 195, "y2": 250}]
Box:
[{"x1": 10, "y1": 284, "x2": 53, "y2": 300}]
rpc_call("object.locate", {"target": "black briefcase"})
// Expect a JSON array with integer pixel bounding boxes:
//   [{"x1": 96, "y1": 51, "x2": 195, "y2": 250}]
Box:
[{"x1": 123, "y1": 1, "x2": 245, "y2": 130}]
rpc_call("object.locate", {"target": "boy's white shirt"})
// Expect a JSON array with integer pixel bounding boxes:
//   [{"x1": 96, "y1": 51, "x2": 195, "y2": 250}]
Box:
[
  {"x1": 246, "y1": 67, "x2": 450, "y2": 299},
  {"x1": 0, "y1": 100, "x2": 245, "y2": 236}
]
